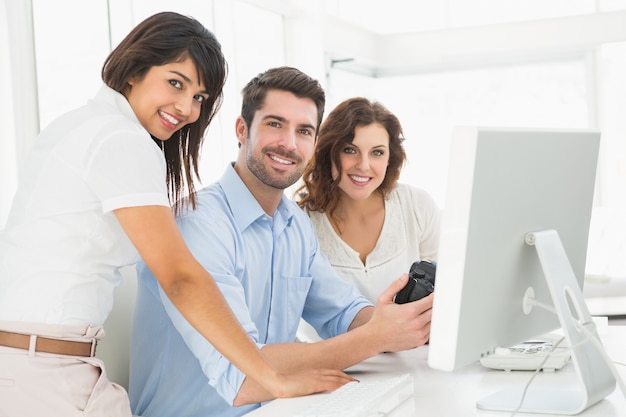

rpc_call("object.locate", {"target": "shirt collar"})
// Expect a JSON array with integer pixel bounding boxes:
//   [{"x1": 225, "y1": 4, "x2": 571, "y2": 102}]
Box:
[
  {"x1": 96, "y1": 84, "x2": 142, "y2": 127},
  {"x1": 219, "y1": 163, "x2": 295, "y2": 231}
]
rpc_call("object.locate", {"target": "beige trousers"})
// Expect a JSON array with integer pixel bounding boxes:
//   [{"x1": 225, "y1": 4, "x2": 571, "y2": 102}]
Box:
[{"x1": 0, "y1": 321, "x2": 132, "y2": 417}]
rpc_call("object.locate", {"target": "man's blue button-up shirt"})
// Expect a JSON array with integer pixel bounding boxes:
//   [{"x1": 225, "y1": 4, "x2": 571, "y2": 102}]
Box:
[{"x1": 129, "y1": 163, "x2": 372, "y2": 417}]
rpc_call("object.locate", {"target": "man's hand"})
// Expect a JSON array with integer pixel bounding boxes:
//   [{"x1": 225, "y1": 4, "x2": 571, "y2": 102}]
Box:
[{"x1": 367, "y1": 273, "x2": 434, "y2": 353}]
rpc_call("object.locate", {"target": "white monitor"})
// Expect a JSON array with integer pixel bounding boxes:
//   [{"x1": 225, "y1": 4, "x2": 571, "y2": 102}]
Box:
[{"x1": 428, "y1": 127, "x2": 616, "y2": 415}]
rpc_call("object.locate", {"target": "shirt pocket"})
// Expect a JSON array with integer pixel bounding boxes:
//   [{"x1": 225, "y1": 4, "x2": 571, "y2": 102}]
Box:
[{"x1": 276, "y1": 274, "x2": 313, "y2": 341}]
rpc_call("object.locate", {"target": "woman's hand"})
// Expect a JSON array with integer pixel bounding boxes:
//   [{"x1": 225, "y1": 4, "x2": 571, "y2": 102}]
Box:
[
  {"x1": 264, "y1": 368, "x2": 356, "y2": 398},
  {"x1": 234, "y1": 367, "x2": 356, "y2": 405}
]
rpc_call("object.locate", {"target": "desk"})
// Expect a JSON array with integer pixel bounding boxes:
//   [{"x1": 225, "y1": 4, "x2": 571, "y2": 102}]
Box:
[{"x1": 244, "y1": 326, "x2": 626, "y2": 416}]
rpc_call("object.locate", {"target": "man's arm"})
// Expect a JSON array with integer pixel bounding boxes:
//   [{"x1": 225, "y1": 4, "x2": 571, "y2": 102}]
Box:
[
  {"x1": 233, "y1": 274, "x2": 433, "y2": 405},
  {"x1": 115, "y1": 205, "x2": 352, "y2": 399}
]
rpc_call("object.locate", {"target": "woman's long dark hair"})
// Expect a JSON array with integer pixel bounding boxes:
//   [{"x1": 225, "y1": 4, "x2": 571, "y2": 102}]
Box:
[{"x1": 102, "y1": 11, "x2": 227, "y2": 213}]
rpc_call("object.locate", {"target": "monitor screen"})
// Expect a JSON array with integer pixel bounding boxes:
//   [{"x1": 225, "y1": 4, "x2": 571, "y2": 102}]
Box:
[{"x1": 427, "y1": 127, "x2": 615, "y2": 414}]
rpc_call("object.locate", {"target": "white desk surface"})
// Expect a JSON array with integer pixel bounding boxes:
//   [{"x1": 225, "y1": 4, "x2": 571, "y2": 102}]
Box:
[{"x1": 243, "y1": 325, "x2": 626, "y2": 416}]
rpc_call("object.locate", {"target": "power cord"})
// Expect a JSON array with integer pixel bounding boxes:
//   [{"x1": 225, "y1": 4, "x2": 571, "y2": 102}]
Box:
[
  {"x1": 509, "y1": 332, "x2": 573, "y2": 417},
  {"x1": 574, "y1": 319, "x2": 626, "y2": 398},
  {"x1": 507, "y1": 300, "x2": 626, "y2": 416}
]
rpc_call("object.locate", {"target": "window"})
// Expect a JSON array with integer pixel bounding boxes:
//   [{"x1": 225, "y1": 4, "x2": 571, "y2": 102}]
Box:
[{"x1": 329, "y1": 59, "x2": 589, "y2": 206}]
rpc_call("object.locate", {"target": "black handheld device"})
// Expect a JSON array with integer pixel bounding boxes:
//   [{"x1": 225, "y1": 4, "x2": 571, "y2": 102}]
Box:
[{"x1": 394, "y1": 260, "x2": 436, "y2": 304}]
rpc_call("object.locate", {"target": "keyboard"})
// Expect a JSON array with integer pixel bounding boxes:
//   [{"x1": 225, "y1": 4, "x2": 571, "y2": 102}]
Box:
[{"x1": 294, "y1": 373, "x2": 414, "y2": 417}]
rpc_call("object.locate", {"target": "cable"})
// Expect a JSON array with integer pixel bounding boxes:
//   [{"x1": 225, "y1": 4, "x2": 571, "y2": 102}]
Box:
[
  {"x1": 507, "y1": 298, "x2": 626, "y2": 416},
  {"x1": 574, "y1": 320, "x2": 626, "y2": 399},
  {"x1": 509, "y1": 334, "x2": 571, "y2": 417}
]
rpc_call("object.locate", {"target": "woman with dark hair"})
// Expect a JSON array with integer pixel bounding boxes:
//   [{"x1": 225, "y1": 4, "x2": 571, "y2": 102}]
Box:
[
  {"x1": 0, "y1": 12, "x2": 349, "y2": 417},
  {"x1": 297, "y1": 97, "x2": 441, "y2": 302}
]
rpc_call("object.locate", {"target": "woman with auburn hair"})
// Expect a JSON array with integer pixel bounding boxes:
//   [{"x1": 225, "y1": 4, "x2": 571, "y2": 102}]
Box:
[{"x1": 297, "y1": 97, "x2": 441, "y2": 302}]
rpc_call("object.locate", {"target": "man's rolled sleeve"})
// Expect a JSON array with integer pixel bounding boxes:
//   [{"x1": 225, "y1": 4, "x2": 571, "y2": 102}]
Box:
[
  {"x1": 156, "y1": 283, "x2": 263, "y2": 405},
  {"x1": 302, "y1": 230, "x2": 373, "y2": 339},
  {"x1": 157, "y1": 211, "x2": 263, "y2": 405}
]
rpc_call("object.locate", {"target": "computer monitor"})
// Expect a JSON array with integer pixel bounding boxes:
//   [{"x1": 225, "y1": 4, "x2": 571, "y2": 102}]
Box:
[{"x1": 427, "y1": 127, "x2": 616, "y2": 415}]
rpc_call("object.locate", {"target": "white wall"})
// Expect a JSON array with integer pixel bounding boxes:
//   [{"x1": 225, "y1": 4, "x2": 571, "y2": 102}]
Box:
[
  {"x1": 0, "y1": 3, "x2": 17, "y2": 228},
  {"x1": 1, "y1": 1, "x2": 38, "y2": 228}
]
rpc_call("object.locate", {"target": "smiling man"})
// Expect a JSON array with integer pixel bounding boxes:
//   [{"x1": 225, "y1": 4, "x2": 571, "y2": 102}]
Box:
[{"x1": 129, "y1": 67, "x2": 434, "y2": 417}]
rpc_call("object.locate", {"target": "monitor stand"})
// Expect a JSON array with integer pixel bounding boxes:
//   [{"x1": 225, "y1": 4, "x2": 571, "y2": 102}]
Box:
[{"x1": 477, "y1": 229, "x2": 616, "y2": 415}]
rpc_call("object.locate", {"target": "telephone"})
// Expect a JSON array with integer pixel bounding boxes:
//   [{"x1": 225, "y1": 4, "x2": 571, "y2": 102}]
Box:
[{"x1": 479, "y1": 333, "x2": 571, "y2": 372}]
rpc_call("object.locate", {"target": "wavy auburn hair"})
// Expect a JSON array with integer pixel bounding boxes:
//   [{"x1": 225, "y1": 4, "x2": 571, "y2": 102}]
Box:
[{"x1": 296, "y1": 97, "x2": 406, "y2": 227}]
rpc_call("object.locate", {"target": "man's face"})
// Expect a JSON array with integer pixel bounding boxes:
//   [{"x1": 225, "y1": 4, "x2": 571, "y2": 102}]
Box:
[{"x1": 239, "y1": 89, "x2": 318, "y2": 190}]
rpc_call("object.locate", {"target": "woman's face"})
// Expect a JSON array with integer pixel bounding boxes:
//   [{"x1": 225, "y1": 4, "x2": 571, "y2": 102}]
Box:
[
  {"x1": 331, "y1": 123, "x2": 390, "y2": 201},
  {"x1": 125, "y1": 57, "x2": 209, "y2": 141}
]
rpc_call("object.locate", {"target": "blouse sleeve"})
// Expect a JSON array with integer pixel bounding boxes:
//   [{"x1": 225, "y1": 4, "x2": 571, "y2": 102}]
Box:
[
  {"x1": 402, "y1": 184, "x2": 442, "y2": 261},
  {"x1": 86, "y1": 128, "x2": 170, "y2": 213}
]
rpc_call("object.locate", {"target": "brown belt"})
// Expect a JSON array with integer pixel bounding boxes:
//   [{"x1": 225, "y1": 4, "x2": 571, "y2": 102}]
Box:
[{"x1": 0, "y1": 330, "x2": 96, "y2": 357}]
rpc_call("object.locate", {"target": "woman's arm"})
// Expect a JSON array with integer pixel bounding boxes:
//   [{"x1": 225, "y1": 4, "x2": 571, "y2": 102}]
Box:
[
  {"x1": 234, "y1": 275, "x2": 433, "y2": 405},
  {"x1": 114, "y1": 205, "x2": 352, "y2": 397}
]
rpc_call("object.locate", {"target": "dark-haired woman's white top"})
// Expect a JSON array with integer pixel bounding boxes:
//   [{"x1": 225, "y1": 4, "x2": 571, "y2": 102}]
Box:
[{"x1": 0, "y1": 85, "x2": 170, "y2": 327}]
